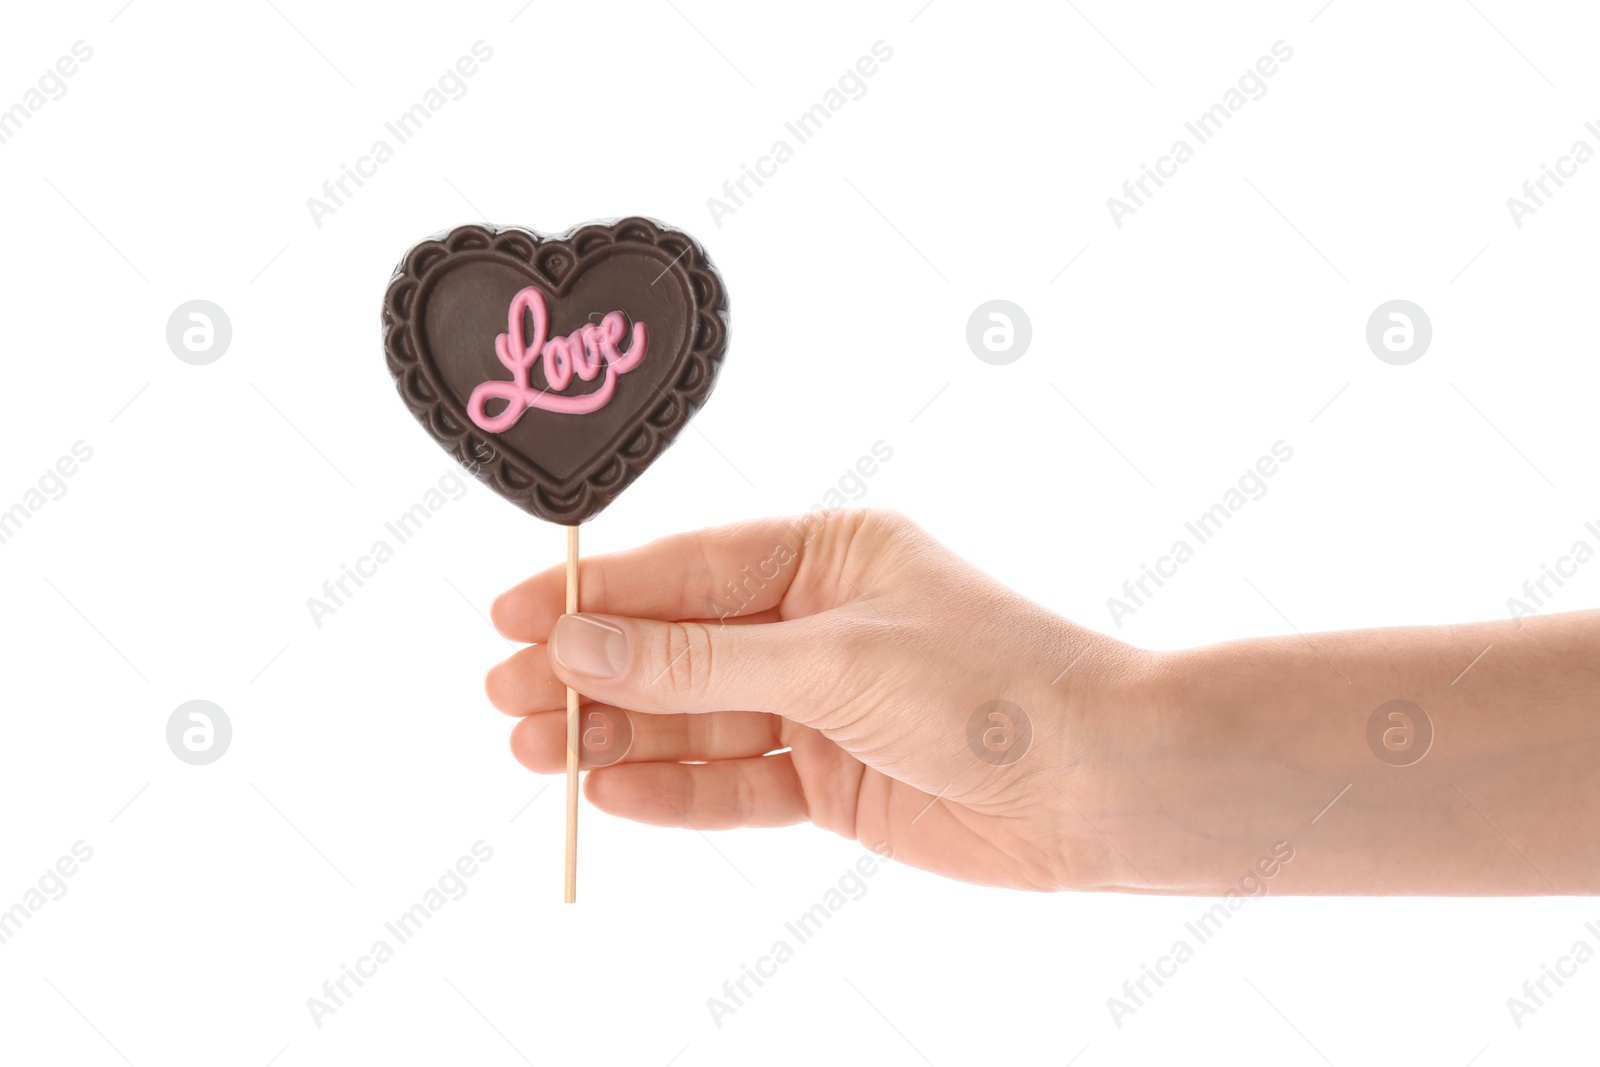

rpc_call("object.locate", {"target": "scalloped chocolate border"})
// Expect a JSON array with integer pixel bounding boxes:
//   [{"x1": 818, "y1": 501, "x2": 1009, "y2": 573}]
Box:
[{"x1": 381, "y1": 217, "x2": 730, "y2": 525}]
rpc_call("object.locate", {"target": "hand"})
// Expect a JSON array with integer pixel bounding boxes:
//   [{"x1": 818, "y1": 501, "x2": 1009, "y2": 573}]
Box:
[
  {"x1": 485, "y1": 508, "x2": 1157, "y2": 891},
  {"x1": 488, "y1": 509, "x2": 1600, "y2": 896}
]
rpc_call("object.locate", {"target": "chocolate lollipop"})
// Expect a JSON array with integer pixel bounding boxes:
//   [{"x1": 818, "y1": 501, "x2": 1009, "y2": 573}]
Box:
[{"x1": 382, "y1": 217, "x2": 730, "y2": 900}]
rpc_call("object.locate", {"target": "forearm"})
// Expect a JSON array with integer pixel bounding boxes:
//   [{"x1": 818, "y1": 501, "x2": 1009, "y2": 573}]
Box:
[{"x1": 1112, "y1": 610, "x2": 1600, "y2": 894}]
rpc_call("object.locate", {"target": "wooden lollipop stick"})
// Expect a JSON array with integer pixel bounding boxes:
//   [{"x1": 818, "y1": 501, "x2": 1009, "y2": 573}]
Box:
[{"x1": 564, "y1": 524, "x2": 580, "y2": 903}]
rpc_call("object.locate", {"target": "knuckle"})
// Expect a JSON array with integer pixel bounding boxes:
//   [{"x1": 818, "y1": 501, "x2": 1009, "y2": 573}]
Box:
[
  {"x1": 678, "y1": 764, "x2": 698, "y2": 825},
  {"x1": 847, "y1": 506, "x2": 917, "y2": 545},
  {"x1": 733, "y1": 767, "x2": 754, "y2": 823},
  {"x1": 654, "y1": 620, "x2": 716, "y2": 700},
  {"x1": 688, "y1": 711, "x2": 711, "y2": 755},
  {"x1": 808, "y1": 508, "x2": 925, "y2": 594},
  {"x1": 786, "y1": 614, "x2": 894, "y2": 722}
]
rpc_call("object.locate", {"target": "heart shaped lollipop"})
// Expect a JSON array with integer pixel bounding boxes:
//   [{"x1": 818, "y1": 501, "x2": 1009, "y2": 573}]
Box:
[
  {"x1": 382, "y1": 217, "x2": 730, "y2": 901},
  {"x1": 382, "y1": 217, "x2": 729, "y2": 524}
]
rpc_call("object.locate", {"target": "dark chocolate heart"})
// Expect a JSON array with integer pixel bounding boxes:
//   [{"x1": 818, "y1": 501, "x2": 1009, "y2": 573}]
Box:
[{"x1": 382, "y1": 218, "x2": 729, "y2": 524}]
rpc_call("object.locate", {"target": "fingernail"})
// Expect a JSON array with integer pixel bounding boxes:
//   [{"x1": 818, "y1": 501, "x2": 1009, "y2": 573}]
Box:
[{"x1": 550, "y1": 614, "x2": 629, "y2": 679}]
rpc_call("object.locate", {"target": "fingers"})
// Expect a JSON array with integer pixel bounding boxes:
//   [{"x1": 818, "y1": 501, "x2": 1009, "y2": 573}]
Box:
[
  {"x1": 510, "y1": 705, "x2": 784, "y2": 773},
  {"x1": 486, "y1": 611, "x2": 784, "y2": 717},
  {"x1": 490, "y1": 516, "x2": 819, "y2": 642},
  {"x1": 585, "y1": 753, "x2": 808, "y2": 829},
  {"x1": 484, "y1": 644, "x2": 563, "y2": 716},
  {"x1": 547, "y1": 611, "x2": 855, "y2": 721}
]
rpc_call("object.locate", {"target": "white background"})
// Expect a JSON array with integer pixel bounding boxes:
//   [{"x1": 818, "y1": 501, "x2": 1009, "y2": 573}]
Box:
[{"x1": 2, "y1": 1, "x2": 1598, "y2": 1064}]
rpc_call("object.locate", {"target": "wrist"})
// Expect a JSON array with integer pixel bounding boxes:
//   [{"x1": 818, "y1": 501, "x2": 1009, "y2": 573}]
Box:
[
  {"x1": 1072, "y1": 638, "x2": 1307, "y2": 893},
  {"x1": 1038, "y1": 632, "x2": 1190, "y2": 890}
]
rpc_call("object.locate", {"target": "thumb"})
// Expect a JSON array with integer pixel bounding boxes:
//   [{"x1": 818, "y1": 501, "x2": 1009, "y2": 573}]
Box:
[{"x1": 546, "y1": 612, "x2": 826, "y2": 717}]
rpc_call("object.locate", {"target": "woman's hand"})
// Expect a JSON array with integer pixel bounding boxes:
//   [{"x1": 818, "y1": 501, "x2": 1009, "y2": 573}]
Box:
[
  {"x1": 485, "y1": 509, "x2": 1158, "y2": 891},
  {"x1": 487, "y1": 508, "x2": 1600, "y2": 895}
]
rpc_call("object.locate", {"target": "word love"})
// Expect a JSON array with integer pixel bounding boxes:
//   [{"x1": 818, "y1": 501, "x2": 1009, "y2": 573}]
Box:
[{"x1": 467, "y1": 286, "x2": 648, "y2": 433}]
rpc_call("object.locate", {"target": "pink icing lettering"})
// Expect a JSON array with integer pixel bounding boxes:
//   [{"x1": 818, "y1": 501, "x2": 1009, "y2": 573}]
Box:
[{"x1": 467, "y1": 287, "x2": 648, "y2": 433}]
